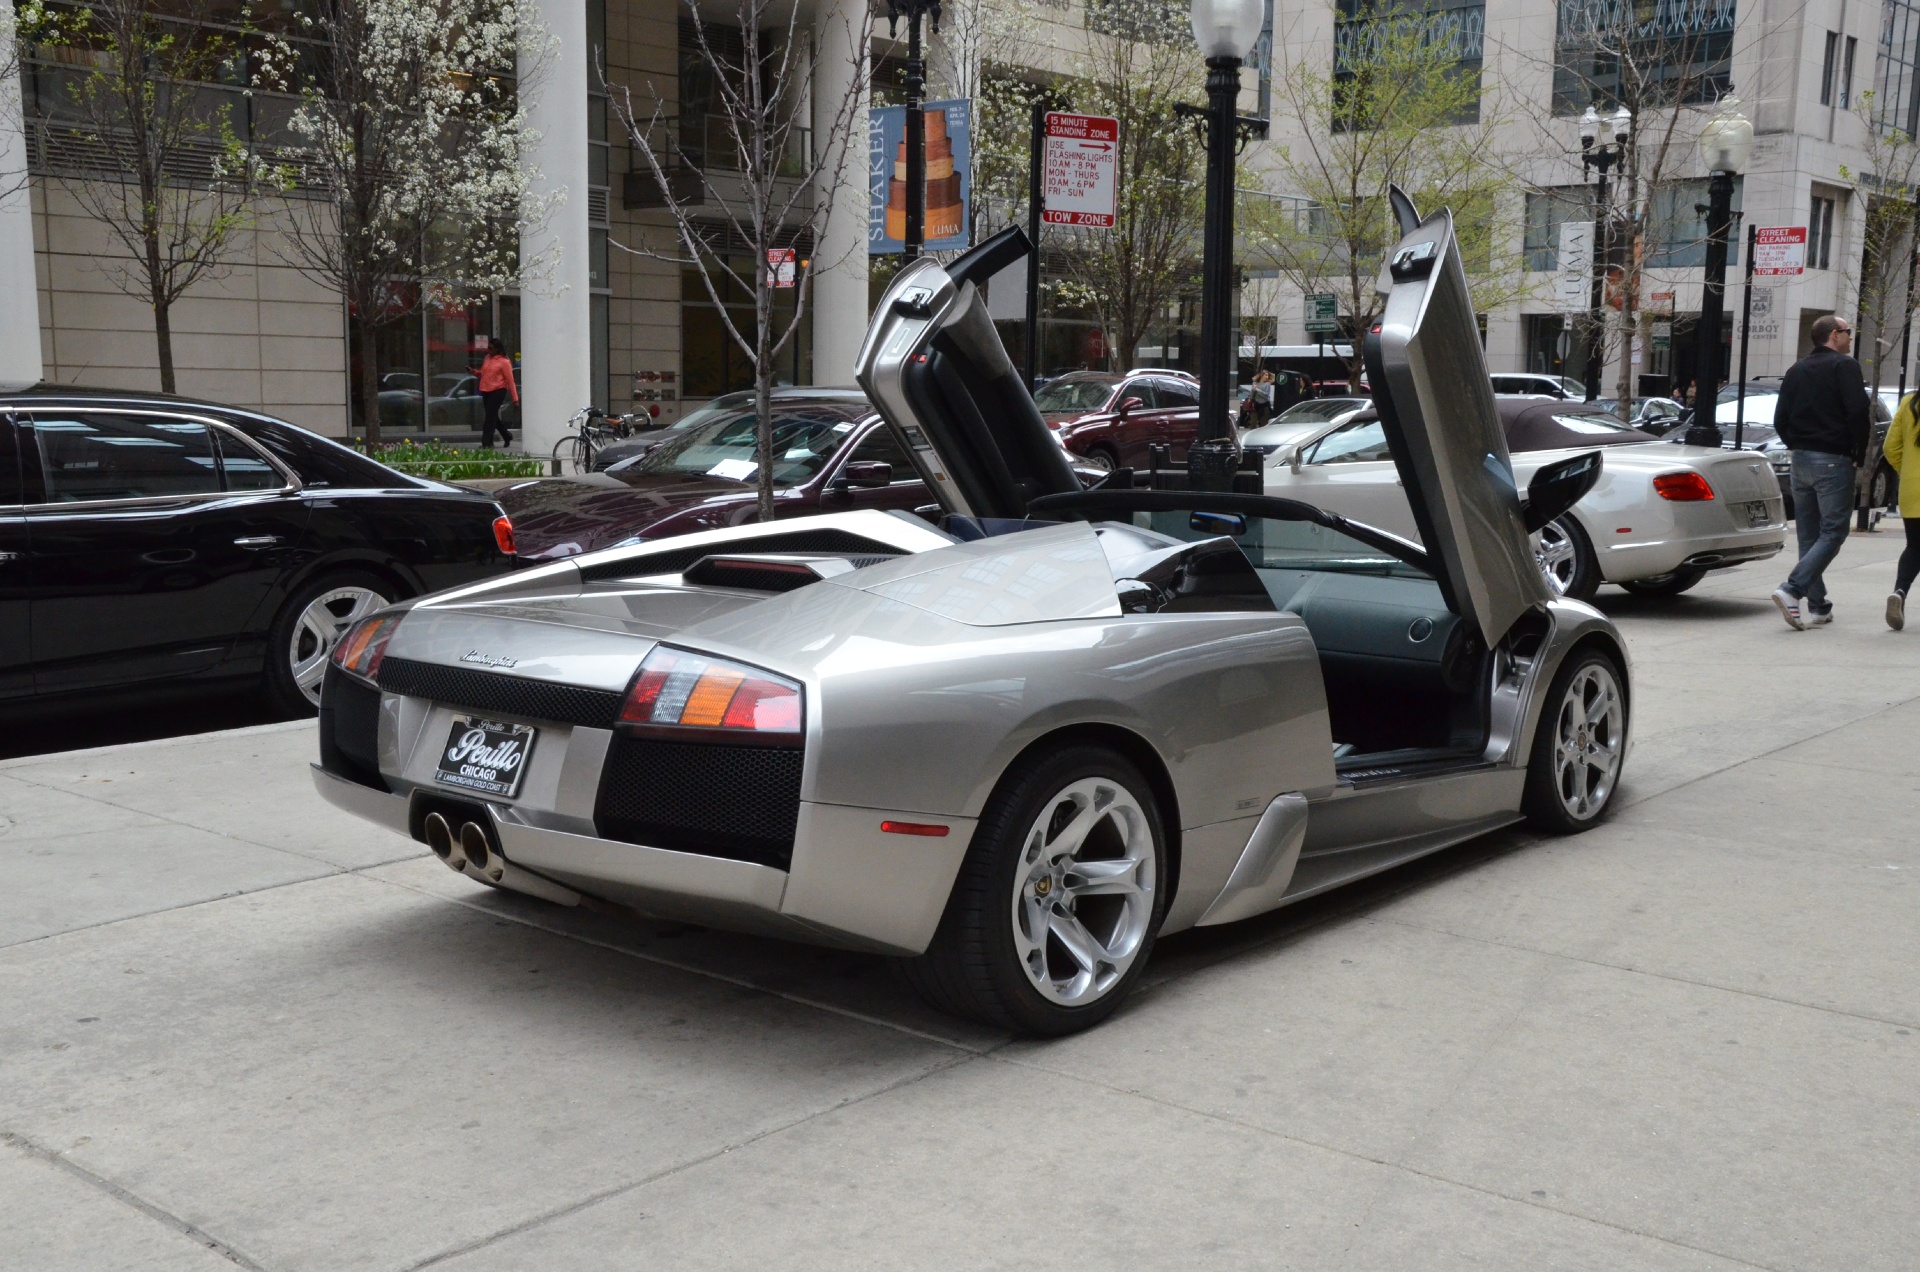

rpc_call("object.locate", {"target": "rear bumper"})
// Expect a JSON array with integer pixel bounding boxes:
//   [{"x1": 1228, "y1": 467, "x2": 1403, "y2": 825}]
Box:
[{"x1": 310, "y1": 762, "x2": 975, "y2": 956}]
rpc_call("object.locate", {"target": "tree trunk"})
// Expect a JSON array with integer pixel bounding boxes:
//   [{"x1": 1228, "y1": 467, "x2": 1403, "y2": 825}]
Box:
[
  {"x1": 146, "y1": 219, "x2": 173, "y2": 393},
  {"x1": 358, "y1": 314, "x2": 384, "y2": 451},
  {"x1": 755, "y1": 311, "x2": 775, "y2": 523},
  {"x1": 154, "y1": 297, "x2": 176, "y2": 395}
]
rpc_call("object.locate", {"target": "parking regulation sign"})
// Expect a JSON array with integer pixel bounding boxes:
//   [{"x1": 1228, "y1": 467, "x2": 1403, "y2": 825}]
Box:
[
  {"x1": 1752, "y1": 226, "x2": 1807, "y2": 276},
  {"x1": 1042, "y1": 112, "x2": 1118, "y2": 228}
]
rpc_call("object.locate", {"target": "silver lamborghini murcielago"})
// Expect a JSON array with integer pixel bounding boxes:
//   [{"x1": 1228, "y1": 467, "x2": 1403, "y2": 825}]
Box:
[{"x1": 312, "y1": 193, "x2": 1630, "y2": 1035}]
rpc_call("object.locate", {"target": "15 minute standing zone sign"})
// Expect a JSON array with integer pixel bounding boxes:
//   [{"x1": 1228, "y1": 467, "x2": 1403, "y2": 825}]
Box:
[{"x1": 1043, "y1": 112, "x2": 1119, "y2": 228}]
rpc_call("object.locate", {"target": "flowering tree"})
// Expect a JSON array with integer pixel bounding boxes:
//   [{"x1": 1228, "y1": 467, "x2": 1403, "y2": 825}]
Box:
[
  {"x1": 614, "y1": 0, "x2": 870, "y2": 521},
  {"x1": 1, "y1": 1, "x2": 48, "y2": 202},
  {"x1": 259, "y1": 0, "x2": 552, "y2": 448},
  {"x1": 36, "y1": 0, "x2": 265, "y2": 393}
]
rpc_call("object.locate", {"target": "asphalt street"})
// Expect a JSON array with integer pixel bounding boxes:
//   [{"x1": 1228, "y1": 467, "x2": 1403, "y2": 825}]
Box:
[{"x1": 3, "y1": 525, "x2": 1916, "y2": 1271}]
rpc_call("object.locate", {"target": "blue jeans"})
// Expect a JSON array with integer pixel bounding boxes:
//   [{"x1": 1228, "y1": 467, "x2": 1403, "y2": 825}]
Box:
[{"x1": 1785, "y1": 451, "x2": 1856, "y2": 613}]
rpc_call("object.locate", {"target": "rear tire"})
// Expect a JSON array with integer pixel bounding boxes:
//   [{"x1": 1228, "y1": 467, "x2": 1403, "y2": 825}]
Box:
[
  {"x1": 1619, "y1": 566, "x2": 1705, "y2": 597},
  {"x1": 1535, "y1": 515, "x2": 1600, "y2": 601},
  {"x1": 903, "y1": 745, "x2": 1166, "y2": 1036},
  {"x1": 1522, "y1": 649, "x2": 1628, "y2": 834},
  {"x1": 263, "y1": 571, "x2": 397, "y2": 716}
]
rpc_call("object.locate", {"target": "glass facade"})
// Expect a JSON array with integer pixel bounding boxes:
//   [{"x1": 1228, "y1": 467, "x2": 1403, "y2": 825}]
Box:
[
  {"x1": 1877, "y1": 0, "x2": 1920, "y2": 136},
  {"x1": 1553, "y1": 0, "x2": 1735, "y2": 112},
  {"x1": 1334, "y1": 0, "x2": 1487, "y2": 125},
  {"x1": 1524, "y1": 186, "x2": 1600, "y2": 271}
]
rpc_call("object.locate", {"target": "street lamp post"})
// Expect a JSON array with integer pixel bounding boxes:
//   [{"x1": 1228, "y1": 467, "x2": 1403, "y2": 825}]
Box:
[
  {"x1": 1578, "y1": 104, "x2": 1631, "y2": 402},
  {"x1": 1683, "y1": 97, "x2": 1753, "y2": 448},
  {"x1": 885, "y1": 0, "x2": 943, "y2": 260},
  {"x1": 1185, "y1": 0, "x2": 1267, "y2": 490}
]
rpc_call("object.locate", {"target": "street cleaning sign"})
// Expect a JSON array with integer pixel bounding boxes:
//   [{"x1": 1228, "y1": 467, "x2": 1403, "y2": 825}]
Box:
[
  {"x1": 868, "y1": 99, "x2": 972, "y2": 254},
  {"x1": 1042, "y1": 112, "x2": 1118, "y2": 227},
  {"x1": 1751, "y1": 226, "x2": 1807, "y2": 276}
]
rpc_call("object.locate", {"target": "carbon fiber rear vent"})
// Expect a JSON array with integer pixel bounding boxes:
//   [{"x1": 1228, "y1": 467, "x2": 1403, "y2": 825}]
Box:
[
  {"x1": 319, "y1": 666, "x2": 385, "y2": 790},
  {"x1": 594, "y1": 738, "x2": 804, "y2": 870},
  {"x1": 377, "y1": 657, "x2": 623, "y2": 728},
  {"x1": 576, "y1": 528, "x2": 905, "y2": 582}
]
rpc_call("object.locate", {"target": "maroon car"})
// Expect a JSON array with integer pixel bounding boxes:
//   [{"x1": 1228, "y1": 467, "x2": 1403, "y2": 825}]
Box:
[
  {"x1": 494, "y1": 394, "x2": 929, "y2": 560},
  {"x1": 1033, "y1": 370, "x2": 1202, "y2": 471}
]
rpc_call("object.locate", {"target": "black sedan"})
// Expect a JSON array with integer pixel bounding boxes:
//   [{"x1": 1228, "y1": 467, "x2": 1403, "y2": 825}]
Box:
[{"x1": 1, "y1": 387, "x2": 515, "y2": 715}]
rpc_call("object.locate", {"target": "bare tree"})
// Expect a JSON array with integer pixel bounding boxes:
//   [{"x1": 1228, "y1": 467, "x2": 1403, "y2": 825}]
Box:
[
  {"x1": 2, "y1": 1, "x2": 50, "y2": 203},
  {"x1": 258, "y1": 0, "x2": 551, "y2": 449},
  {"x1": 1048, "y1": 0, "x2": 1205, "y2": 374},
  {"x1": 614, "y1": 0, "x2": 871, "y2": 521},
  {"x1": 37, "y1": 0, "x2": 262, "y2": 393},
  {"x1": 1244, "y1": 0, "x2": 1524, "y2": 390},
  {"x1": 1841, "y1": 91, "x2": 1920, "y2": 389}
]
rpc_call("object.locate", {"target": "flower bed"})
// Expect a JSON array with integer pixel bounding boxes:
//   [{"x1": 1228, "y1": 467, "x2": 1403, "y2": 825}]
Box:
[{"x1": 357, "y1": 438, "x2": 547, "y2": 480}]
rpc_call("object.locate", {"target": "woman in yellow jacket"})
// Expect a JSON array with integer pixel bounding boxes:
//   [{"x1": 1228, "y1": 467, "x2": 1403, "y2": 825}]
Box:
[{"x1": 1885, "y1": 390, "x2": 1920, "y2": 628}]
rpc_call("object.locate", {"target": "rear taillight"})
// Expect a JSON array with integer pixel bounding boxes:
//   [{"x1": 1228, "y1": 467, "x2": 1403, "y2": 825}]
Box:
[
  {"x1": 1653, "y1": 472, "x2": 1715, "y2": 501},
  {"x1": 619, "y1": 647, "x2": 802, "y2": 740},
  {"x1": 492, "y1": 515, "x2": 516, "y2": 555},
  {"x1": 331, "y1": 614, "x2": 401, "y2": 685}
]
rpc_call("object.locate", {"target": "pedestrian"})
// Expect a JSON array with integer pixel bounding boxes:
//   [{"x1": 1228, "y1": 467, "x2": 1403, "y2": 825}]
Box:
[
  {"x1": 1237, "y1": 369, "x2": 1275, "y2": 432},
  {"x1": 1882, "y1": 386, "x2": 1920, "y2": 629},
  {"x1": 1770, "y1": 314, "x2": 1872, "y2": 629},
  {"x1": 477, "y1": 338, "x2": 518, "y2": 450}
]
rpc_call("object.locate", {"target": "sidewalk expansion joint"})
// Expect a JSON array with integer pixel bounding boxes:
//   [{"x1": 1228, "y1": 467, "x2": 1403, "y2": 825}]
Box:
[{"x1": 1, "y1": 1130, "x2": 271, "y2": 1271}]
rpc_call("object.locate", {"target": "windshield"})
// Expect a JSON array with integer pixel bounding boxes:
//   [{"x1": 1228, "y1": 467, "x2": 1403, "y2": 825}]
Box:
[
  {"x1": 1275, "y1": 397, "x2": 1368, "y2": 423},
  {"x1": 1136, "y1": 510, "x2": 1431, "y2": 581},
  {"x1": 1035, "y1": 378, "x2": 1118, "y2": 413},
  {"x1": 625, "y1": 408, "x2": 861, "y2": 484}
]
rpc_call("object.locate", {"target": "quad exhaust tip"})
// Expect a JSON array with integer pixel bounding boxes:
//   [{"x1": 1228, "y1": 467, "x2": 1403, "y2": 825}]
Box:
[{"x1": 420, "y1": 809, "x2": 582, "y2": 907}]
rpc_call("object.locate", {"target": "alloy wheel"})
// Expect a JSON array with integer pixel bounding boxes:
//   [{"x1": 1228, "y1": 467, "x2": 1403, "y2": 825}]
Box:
[
  {"x1": 1533, "y1": 521, "x2": 1577, "y2": 595},
  {"x1": 1551, "y1": 661, "x2": 1624, "y2": 821},
  {"x1": 1009, "y1": 776, "x2": 1156, "y2": 1006},
  {"x1": 290, "y1": 586, "x2": 388, "y2": 706}
]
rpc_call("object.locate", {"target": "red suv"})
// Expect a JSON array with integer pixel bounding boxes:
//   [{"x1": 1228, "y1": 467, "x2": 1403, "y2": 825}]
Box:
[{"x1": 1033, "y1": 370, "x2": 1201, "y2": 471}]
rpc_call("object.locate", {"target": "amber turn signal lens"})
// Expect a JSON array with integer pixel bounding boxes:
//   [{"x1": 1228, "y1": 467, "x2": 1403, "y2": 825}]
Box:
[
  {"x1": 331, "y1": 614, "x2": 400, "y2": 685},
  {"x1": 492, "y1": 515, "x2": 516, "y2": 555},
  {"x1": 620, "y1": 646, "x2": 802, "y2": 736},
  {"x1": 1653, "y1": 472, "x2": 1715, "y2": 501}
]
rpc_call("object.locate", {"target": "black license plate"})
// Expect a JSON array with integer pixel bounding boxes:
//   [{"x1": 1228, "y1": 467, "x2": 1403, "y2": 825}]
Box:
[
  {"x1": 433, "y1": 715, "x2": 536, "y2": 799},
  {"x1": 1745, "y1": 500, "x2": 1773, "y2": 527}
]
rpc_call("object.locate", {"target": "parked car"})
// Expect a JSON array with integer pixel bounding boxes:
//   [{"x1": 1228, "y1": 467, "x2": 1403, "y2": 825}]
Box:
[
  {"x1": 1266, "y1": 398, "x2": 1786, "y2": 598},
  {"x1": 1033, "y1": 370, "x2": 1202, "y2": 470},
  {"x1": 589, "y1": 389, "x2": 839, "y2": 472},
  {"x1": 1709, "y1": 386, "x2": 1898, "y2": 526},
  {"x1": 1, "y1": 387, "x2": 516, "y2": 714},
  {"x1": 311, "y1": 207, "x2": 1631, "y2": 1036},
  {"x1": 1492, "y1": 373, "x2": 1584, "y2": 398},
  {"x1": 493, "y1": 392, "x2": 930, "y2": 560},
  {"x1": 1239, "y1": 396, "x2": 1371, "y2": 463},
  {"x1": 1596, "y1": 396, "x2": 1685, "y2": 433}
]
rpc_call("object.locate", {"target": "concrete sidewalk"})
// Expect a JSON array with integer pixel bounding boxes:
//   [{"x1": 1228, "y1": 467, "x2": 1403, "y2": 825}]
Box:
[{"x1": 2, "y1": 530, "x2": 1916, "y2": 1270}]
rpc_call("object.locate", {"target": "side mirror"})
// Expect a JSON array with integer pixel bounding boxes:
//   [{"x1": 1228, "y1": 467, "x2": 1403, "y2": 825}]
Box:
[
  {"x1": 1118, "y1": 396, "x2": 1145, "y2": 418},
  {"x1": 1522, "y1": 451, "x2": 1602, "y2": 533},
  {"x1": 839, "y1": 460, "x2": 892, "y2": 488},
  {"x1": 1289, "y1": 447, "x2": 1304, "y2": 474}
]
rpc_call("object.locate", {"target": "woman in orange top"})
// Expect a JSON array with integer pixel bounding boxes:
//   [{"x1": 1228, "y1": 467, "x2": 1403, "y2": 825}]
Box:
[{"x1": 477, "y1": 338, "x2": 519, "y2": 449}]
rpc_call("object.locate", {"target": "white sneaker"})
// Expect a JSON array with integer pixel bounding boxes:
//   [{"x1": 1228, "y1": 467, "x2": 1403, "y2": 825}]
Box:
[
  {"x1": 1772, "y1": 587, "x2": 1805, "y2": 630},
  {"x1": 1805, "y1": 606, "x2": 1833, "y2": 627},
  {"x1": 1890, "y1": 592, "x2": 1907, "y2": 631}
]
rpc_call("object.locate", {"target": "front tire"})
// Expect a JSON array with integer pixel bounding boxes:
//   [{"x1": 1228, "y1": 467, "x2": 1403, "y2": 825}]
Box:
[
  {"x1": 1522, "y1": 649, "x2": 1628, "y2": 833},
  {"x1": 264, "y1": 571, "x2": 396, "y2": 715},
  {"x1": 1079, "y1": 445, "x2": 1119, "y2": 473},
  {"x1": 1534, "y1": 515, "x2": 1600, "y2": 601},
  {"x1": 551, "y1": 435, "x2": 592, "y2": 475},
  {"x1": 903, "y1": 745, "x2": 1166, "y2": 1036}
]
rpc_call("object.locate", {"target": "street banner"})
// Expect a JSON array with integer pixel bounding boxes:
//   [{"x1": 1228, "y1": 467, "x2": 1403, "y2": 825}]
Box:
[
  {"x1": 1752, "y1": 226, "x2": 1807, "y2": 275},
  {"x1": 1042, "y1": 111, "x2": 1118, "y2": 228},
  {"x1": 868, "y1": 99, "x2": 972, "y2": 254},
  {"x1": 1555, "y1": 220, "x2": 1593, "y2": 313}
]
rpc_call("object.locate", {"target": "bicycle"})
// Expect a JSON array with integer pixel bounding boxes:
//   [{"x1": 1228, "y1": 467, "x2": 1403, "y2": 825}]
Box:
[{"x1": 551, "y1": 407, "x2": 638, "y2": 474}]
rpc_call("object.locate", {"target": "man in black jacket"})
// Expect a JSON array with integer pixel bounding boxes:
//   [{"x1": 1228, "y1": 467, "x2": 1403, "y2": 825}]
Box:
[{"x1": 1770, "y1": 314, "x2": 1871, "y2": 629}]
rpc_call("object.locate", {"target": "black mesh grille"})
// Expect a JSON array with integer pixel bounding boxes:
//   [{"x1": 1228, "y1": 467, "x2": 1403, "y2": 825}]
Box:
[
  {"x1": 377, "y1": 657, "x2": 623, "y2": 728},
  {"x1": 594, "y1": 737, "x2": 804, "y2": 870},
  {"x1": 318, "y1": 666, "x2": 385, "y2": 790},
  {"x1": 577, "y1": 529, "x2": 904, "y2": 582}
]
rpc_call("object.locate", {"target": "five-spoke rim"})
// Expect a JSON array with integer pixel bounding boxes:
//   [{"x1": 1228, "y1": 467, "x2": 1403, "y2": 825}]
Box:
[
  {"x1": 1533, "y1": 521, "x2": 1576, "y2": 595},
  {"x1": 290, "y1": 586, "x2": 387, "y2": 705},
  {"x1": 1009, "y1": 776, "x2": 1155, "y2": 1007},
  {"x1": 1553, "y1": 662, "x2": 1623, "y2": 820}
]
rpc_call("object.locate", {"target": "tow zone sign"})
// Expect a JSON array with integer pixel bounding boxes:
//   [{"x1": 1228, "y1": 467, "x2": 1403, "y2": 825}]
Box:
[{"x1": 1042, "y1": 112, "x2": 1118, "y2": 228}]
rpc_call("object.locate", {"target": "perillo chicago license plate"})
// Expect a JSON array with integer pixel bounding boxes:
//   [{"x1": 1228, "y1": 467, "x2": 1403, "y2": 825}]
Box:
[{"x1": 434, "y1": 715, "x2": 537, "y2": 799}]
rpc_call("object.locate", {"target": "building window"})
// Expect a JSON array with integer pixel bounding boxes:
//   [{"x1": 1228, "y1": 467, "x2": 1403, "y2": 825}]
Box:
[
  {"x1": 1876, "y1": 0, "x2": 1920, "y2": 135},
  {"x1": 1524, "y1": 186, "x2": 1598, "y2": 271},
  {"x1": 1553, "y1": 0, "x2": 1734, "y2": 113},
  {"x1": 1335, "y1": 0, "x2": 1486, "y2": 127},
  {"x1": 1822, "y1": 31, "x2": 1839, "y2": 105},
  {"x1": 1843, "y1": 36, "x2": 1858, "y2": 108},
  {"x1": 1808, "y1": 195, "x2": 1837, "y2": 269},
  {"x1": 1644, "y1": 177, "x2": 1745, "y2": 269},
  {"x1": 681, "y1": 252, "x2": 812, "y2": 398}
]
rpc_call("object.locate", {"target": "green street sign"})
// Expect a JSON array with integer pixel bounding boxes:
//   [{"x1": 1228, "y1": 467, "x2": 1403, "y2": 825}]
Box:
[{"x1": 1304, "y1": 293, "x2": 1340, "y2": 334}]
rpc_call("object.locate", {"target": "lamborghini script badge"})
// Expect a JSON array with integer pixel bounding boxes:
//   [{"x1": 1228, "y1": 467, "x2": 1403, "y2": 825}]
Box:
[{"x1": 460, "y1": 650, "x2": 518, "y2": 670}]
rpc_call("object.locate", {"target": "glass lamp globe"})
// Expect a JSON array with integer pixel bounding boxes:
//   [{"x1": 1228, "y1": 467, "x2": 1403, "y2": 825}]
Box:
[
  {"x1": 1190, "y1": 0, "x2": 1266, "y2": 60},
  {"x1": 1579, "y1": 105, "x2": 1602, "y2": 147},
  {"x1": 1610, "y1": 104, "x2": 1633, "y2": 143},
  {"x1": 1699, "y1": 97, "x2": 1754, "y2": 174}
]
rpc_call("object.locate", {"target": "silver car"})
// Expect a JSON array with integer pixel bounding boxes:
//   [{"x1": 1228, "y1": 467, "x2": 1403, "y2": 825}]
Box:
[{"x1": 310, "y1": 194, "x2": 1632, "y2": 1035}]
